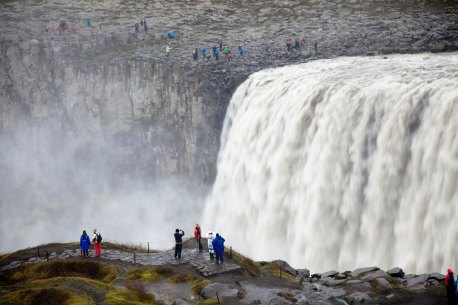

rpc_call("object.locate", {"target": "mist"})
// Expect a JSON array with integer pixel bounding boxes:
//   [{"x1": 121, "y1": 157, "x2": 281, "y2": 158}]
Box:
[{"x1": 0, "y1": 120, "x2": 206, "y2": 253}]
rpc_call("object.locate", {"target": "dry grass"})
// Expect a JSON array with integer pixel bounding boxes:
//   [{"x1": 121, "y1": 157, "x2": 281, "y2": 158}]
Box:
[
  {"x1": 3, "y1": 260, "x2": 117, "y2": 285},
  {"x1": 232, "y1": 250, "x2": 261, "y2": 277},
  {"x1": 0, "y1": 286, "x2": 91, "y2": 305},
  {"x1": 190, "y1": 279, "x2": 211, "y2": 295},
  {"x1": 104, "y1": 282, "x2": 165, "y2": 305},
  {"x1": 196, "y1": 299, "x2": 220, "y2": 305},
  {"x1": 262, "y1": 262, "x2": 296, "y2": 281}
]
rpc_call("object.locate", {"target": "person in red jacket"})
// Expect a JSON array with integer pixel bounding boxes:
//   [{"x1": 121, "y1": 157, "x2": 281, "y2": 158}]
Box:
[{"x1": 194, "y1": 224, "x2": 203, "y2": 251}]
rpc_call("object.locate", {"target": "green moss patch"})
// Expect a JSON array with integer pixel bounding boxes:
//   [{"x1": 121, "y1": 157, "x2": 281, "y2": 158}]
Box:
[{"x1": 126, "y1": 267, "x2": 173, "y2": 282}]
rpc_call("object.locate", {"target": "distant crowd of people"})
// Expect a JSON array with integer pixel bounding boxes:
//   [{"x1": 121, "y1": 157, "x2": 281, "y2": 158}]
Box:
[
  {"x1": 174, "y1": 224, "x2": 226, "y2": 264},
  {"x1": 130, "y1": 18, "x2": 317, "y2": 60}
]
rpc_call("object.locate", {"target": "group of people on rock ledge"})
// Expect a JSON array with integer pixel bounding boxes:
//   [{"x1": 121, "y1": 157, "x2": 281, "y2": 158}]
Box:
[
  {"x1": 445, "y1": 268, "x2": 458, "y2": 304},
  {"x1": 174, "y1": 224, "x2": 226, "y2": 264},
  {"x1": 79, "y1": 229, "x2": 103, "y2": 257}
]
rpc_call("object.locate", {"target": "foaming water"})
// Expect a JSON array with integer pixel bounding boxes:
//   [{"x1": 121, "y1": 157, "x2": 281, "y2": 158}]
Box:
[{"x1": 203, "y1": 53, "x2": 458, "y2": 273}]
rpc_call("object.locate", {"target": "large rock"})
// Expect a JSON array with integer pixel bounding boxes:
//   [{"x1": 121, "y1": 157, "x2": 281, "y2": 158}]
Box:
[
  {"x1": 321, "y1": 270, "x2": 339, "y2": 278},
  {"x1": 387, "y1": 267, "x2": 405, "y2": 278},
  {"x1": 351, "y1": 267, "x2": 380, "y2": 277},
  {"x1": 273, "y1": 260, "x2": 297, "y2": 276},
  {"x1": 428, "y1": 273, "x2": 445, "y2": 282},
  {"x1": 296, "y1": 268, "x2": 310, "y2": 284},
  {"x1": 201, "y1": 283, "x2": 239, "y2": 299},
  {"x1": 347, "y1": 292, "x2": 372, "y2": 304},
  {"x1": 360, "y1": 270, "x2": 390, "y2": 281},
  {"x1": 405, "y1": 274, "x2": 429, "y2": 292}
]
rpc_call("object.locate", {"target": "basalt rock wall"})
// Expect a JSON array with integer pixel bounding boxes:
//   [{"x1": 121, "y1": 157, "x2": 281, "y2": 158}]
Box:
[{"x1": 0, "y1": 39, "x2": 241, "y2": 184}]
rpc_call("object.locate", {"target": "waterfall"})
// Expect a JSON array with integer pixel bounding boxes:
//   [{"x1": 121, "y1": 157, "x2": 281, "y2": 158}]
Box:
[{"x1": 203, "y1": 53, "x2": 458, "y2": 274}]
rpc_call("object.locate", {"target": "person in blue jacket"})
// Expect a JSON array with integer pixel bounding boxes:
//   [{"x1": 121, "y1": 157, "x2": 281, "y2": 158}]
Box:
[
  {"x1": 212, "y1": 233, "x2": 225, "y2": 264},
  {"x1": 80, "y1": 230, "x2": 91, "y2": 257}
]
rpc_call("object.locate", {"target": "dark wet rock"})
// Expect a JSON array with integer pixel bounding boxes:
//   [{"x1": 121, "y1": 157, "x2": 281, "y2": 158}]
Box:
[
  {"x1": 321, "y1": 270, "x2": 338, "y2": 278},
  {"x1": 375, "y1": 277, "x2": 392, "y2": 289},
  {"x1": 351, "y1": 266, "x2": 380, "y2": 277},
  {"x1": 387, "y1": 267, "x2": 405, "y2": 278},
  {"x1": 320, "y1": 278, "x2": 345, "y2": 287},
  {"x1": 201, "y1": 282, "x2": 239, "y2": 299},
  {"x1": 273, "y1": 260, "x2": 297, "y2": 276},
  {"x1": 405, "y1": 274, "x2": 429, "y2": 292},
  {"x1": 296, "y1": 268, "x2": 310, "y2": 284},
  {"x1": 311, "y1": 273, "x2": 322, "y2": 280},
  {"x1": 347, "y1": 292, "x2": 372, "y2": 303},
  {"x1": 335, "y1": 273, "x2": 347, "y2": 280},
  {"x1": 360, "y1": 269, "x2": 390, "y2": 281}
]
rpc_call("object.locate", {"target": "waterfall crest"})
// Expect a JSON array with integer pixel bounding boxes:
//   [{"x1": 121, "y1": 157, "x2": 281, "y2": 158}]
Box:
[{"x1": 203, "y1": 53, "x2": 458, "y2": 273}]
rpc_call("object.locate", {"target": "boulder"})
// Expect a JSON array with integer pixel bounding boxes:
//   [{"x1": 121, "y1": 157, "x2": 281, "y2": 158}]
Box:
[
  {"x1": 311, "y1": 273, "x2": 321, "y2": 280},
  {"x1": 351, "y1": 267, "x2": 380, "y2": 277},
  {"x1": 428, "y1": 272, "x2": 445, "y2": 282},
  {"x1": 335, "y1": 273, "x2": 347, "y2": 280},
  {"x1": 405, "y1": 274, "x2": 429, "y2": 292},
  {"x1": 347, "y1": 292, "x2": 372, "y2": 304},
  {"x1": 321, "y1": 270, "x2": 339, "y2": 278},
  {"x1": 360, "y1": 270, "x2": 390, "y2": 281},
  {"x1": 387, "y1": 267, "x2": 405, "y2": 278},
  {"x1": 201, "y1": 283, "x2": 239, "y2": 299},
  {"x1": 296, "y1": 268, "x2": 310, "y2": 284},
  {"x1": 376, "y1": 277, "x2": 392, "y2": 289},
  {"x1": 273, "y1": 260, "x2": 297, "y2": 276}
]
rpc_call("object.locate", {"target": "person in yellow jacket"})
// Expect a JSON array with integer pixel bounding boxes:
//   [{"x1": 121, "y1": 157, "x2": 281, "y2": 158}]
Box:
[{"x1": 166, "y1": 45, "x2": 172, "y2": 56}]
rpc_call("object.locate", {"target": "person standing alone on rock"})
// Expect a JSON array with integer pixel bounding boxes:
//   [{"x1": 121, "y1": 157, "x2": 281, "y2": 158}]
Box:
[
  {"x1": 207, "y1": 231, "x2": 215, "y2": 261},
  {"x1": 194, "y1": 224, "x2": 203, "y2": 251},
  {"x1": 445, "y1": 268, "x2": 456, "y2": 304},
  {"x1": 212, "y1": 233, "x2": 225, "y2": 264},
  {"x1": 174, "y1": 229, "x2": 185, "y2": 259},
  {"x1": 166, "y1": 45, "x2": 172, "y2": 56},
  {"x1": 92, "y1": 229, "x2": 102, "y2": 257},
  {"x1": 80, "y1": 230, "x2": 91, "y2": 257}
]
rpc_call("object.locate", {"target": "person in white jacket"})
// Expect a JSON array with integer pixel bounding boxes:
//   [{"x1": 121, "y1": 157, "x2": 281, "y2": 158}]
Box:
[{"x1": 207, "y1": 231, "x2": 215, "y2": 261}]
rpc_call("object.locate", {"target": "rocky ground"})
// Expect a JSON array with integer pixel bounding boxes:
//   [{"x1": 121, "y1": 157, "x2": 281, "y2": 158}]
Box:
[{"x1": 0, "y1": 240, "x2": 449, "y2": 305}]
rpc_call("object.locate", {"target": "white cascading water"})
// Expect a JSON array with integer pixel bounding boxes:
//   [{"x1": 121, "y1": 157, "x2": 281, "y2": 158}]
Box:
[{"x1": 203, "y1": 53, "x2": 458, "y2": 274}]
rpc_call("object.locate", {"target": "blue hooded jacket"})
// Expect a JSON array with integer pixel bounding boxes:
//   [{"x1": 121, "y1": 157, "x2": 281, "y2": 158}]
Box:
[
  {"x1": 80, "y1": 233, "x2": 91, "y2": 250},
  {"x1": 212, "y1": 234, "x2": 225, "y2": 254}
]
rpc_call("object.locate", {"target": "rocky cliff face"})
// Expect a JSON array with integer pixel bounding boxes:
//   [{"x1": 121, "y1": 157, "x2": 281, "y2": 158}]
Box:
[{"x1": 1, "y1": 0, "x2": 457, "y2": 186}]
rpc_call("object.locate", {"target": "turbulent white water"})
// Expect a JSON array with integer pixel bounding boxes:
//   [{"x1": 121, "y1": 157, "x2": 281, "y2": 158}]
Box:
[{"x1": 203, "y1": 53, "x2": 458, "y2": 274}]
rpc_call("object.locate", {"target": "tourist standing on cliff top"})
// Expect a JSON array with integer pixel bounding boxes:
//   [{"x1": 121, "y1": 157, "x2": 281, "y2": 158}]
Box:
[
  {"x1": 174, "y1": 229, "x2": 185, "y2": 259},
  {"x1": 212, "y1": 233, "x2": 225, "y2": 264},
  {"x1": 80, "y1": 230, "x2": 91, "y2": 257},
  {"x1": 92, "y1": 229, "x2": 102, "y2": 257},
  {"x1": 194, "y1": 224, "x2": 203, "y2": 251},
  {"x1": 445, "y1": 268, "x2": 456, "y2": 304},
  {"x1": 165, "y1": 45, "x2": 171, "y2": 56},
  {"x1": 207, "y1": 231, "x2": 215, "y2": 261}
]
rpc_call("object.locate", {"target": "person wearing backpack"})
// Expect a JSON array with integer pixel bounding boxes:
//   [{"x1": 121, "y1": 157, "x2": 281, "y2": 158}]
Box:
[
  {"x1": 194, "y1": 224, "x2": 203, "y2": 251},
  {"x1": 80, "y1": 230, "x2": 91, "y2": 257},
  {"x1": 92, "y1": 229, "x2": 102, "y2": 257}
]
